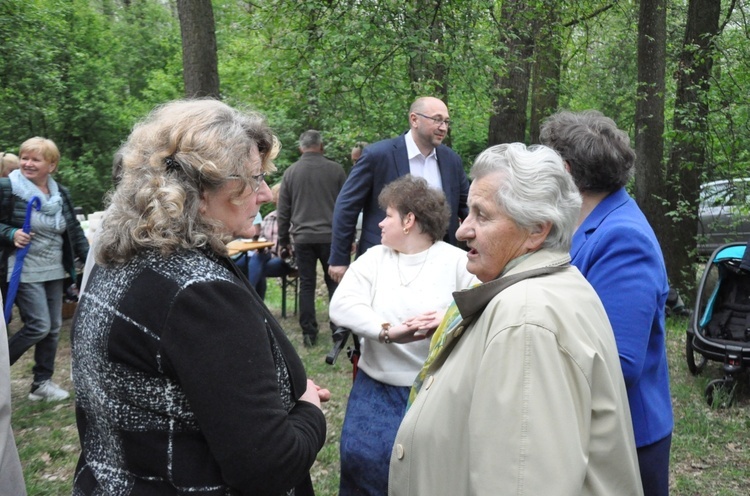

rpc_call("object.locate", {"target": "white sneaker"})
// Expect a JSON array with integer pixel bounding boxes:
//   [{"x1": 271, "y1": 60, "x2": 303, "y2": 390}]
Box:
[{"x1": 28, "y1": 380, "x2": 70, "y2": 402}]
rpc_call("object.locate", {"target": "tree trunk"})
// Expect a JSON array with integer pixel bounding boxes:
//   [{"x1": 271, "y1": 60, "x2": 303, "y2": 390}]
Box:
[
  {"x1": 634, "y1": 0, "x2": 667, "y2": 259},
  {"x1": 529, "y1": 3, "x2": 561, "y2": 144},
  {"x1": 663, "y1": 0, "x2": 722, "y2": 298},
  {"x1": 177, "y1": 0, "x2": 220, "y2": 99},
  {"x1": 406, "y1": 0, "x2": 449, "y2": 141},
  {"x1": 406, "y1": 0, "x2": 448, "y2": 101},
  {"x1": 488, "y1": 0, "x2": 534, "y2": 145}
]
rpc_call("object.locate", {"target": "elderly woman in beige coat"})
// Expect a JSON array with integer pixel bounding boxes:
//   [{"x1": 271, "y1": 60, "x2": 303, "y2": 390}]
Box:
[{"x1": 389, "y1": 143, "x2": 643, "y2": 496}]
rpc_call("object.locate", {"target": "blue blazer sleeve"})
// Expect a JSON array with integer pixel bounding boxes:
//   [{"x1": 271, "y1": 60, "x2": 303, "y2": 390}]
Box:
[
  {"x1": 329, "y1": 149, "x2": 376, "y2": 266},
  {"x1": 437, "y1": 145, "x2": 469, "y2": 246}
]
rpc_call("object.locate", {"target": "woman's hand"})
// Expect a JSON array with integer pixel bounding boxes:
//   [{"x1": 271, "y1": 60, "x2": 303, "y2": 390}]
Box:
[
  {"x1": 384, "y1": 312, "x2": 443, "y2": 344},
  {"x1": 13, "y1": 230, "x2": 32, "y2": 249},
  {"x1": 403, "y1": 311, "x2": 444, "y2": 334},
  {"x1": 299, "y1": 379, "x2": 331, "y2": 409}
]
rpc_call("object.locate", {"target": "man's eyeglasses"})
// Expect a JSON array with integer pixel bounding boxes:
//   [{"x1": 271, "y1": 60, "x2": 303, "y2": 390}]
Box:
[
  {"x1": 229, "y1": 171, "x2": 267, "y2": 193},
  {"x1": 414, "y1": 112, "x2": 452, "y2": 128}
]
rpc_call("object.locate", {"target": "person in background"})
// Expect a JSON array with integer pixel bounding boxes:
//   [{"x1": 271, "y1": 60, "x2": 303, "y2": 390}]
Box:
[
  {"x1": 328, "y1": 96, "x2": 469, "y2": 283},
  {"x1": 247, "y1": 183, "x2": 294, "y2": 300},
  {"x1": 278, "y1": 130, "x2": 346, "y2": 347},
  {"x1": 350, "y1": 141, "x2": 367, "y2": 165},
  {"x1": 351, "y1": 141, "x2": 368, "y2": 254},
  {"x1": 1, "y1": 137, "x2": 88, "y2": 401},
  {"x1": 330, "y1": 175, "x2": 475, "y2": 496},
  {"x1": 350, "y1": 142, "x2": 368, "y2": 253},
  {"x1": 0, "y1": 313, "x2": 26, "y2": 494},
  {"x1": 79, "y1": 148, "x2": 124, "y2": 296},
  {"x1": 390, "y1": 143, "x2": 642, "y2": 496},
  {"x1": 540, "y1": 110, "x2": 672, "y2": 496},
  {"x1": 231, "y1": 210, "x2": 261, "y2": 283},
  {"x1": 71, "y1": 99, "x2": 328, "y2": 495},
  {"x1": 0, "y1": 153, "x2": 19, "y2": 178}
]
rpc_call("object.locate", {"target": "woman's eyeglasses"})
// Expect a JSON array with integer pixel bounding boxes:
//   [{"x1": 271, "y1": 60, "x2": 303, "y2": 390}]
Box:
[{"x1": 229, "y1": 171, "x2": 267, "y2": 193}]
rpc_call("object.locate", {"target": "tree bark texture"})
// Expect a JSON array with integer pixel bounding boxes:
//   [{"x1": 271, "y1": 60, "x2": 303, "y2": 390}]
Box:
[
  {"x1": 177, "y1": 0, "x2": 220, "y2": 99},
  {"x1": 529, "y1": 2, "x2": 561, "y2": 144},
  {"x1": 488, "y1": 0, "x2": 534, "y2": 145},
  {"x1": 634, "y1": 0, "x2": 667, "y2": 261},
  {"x1": 664, "y1": 0, "x2": 722, "y2": 297}
]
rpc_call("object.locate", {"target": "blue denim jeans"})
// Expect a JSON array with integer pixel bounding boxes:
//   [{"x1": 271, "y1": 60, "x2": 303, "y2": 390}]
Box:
[
  {"x1": 239, "y1": 251, "x2": 294, "y2": 300},
  {"x1": 8, "y1": 279, "x2": 64, "y2": 382}
]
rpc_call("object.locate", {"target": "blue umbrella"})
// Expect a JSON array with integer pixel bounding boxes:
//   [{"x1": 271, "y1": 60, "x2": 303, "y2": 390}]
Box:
[{"x1": 4, "y1": 196, "x2": 41, "y2": 324}]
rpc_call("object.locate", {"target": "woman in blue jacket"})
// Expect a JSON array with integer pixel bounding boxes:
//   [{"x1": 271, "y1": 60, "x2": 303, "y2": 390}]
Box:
[{"x1": 541, "y1": 110, "x2": 673, "y2": 496}]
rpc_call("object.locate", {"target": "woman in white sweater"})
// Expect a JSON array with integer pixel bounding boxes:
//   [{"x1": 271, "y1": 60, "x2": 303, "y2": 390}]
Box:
[{"x1": 329, "y1": 174, "x2": 475, "y2": 496}]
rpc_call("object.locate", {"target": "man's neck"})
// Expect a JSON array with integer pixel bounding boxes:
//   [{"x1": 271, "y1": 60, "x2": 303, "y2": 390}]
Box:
[{"x1": 408, "y1": 129, "x2": 435, "y2": 157}]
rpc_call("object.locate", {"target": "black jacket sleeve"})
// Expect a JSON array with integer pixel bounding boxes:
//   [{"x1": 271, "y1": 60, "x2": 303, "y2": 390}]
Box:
[{"x1": 160, "y1": 279, "x2": 326, "y2": 495}]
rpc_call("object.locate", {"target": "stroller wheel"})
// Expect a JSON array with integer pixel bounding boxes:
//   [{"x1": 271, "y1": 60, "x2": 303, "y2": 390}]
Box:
[
  {"x1": 685, "y1": 334, "x2": 706, "y2": 375},
  {"x1": 704, "y1": 378, "x2": 736, "y2": 408}
]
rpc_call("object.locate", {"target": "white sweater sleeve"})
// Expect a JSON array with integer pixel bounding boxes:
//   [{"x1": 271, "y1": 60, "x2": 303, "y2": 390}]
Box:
[{"x1": 328, "y1": 248, "x2": 386, "y2": 340}]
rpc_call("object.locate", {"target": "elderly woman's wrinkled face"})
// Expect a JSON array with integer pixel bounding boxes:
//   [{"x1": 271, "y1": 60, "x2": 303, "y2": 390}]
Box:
[
  {"x1": 456, "y1": 172, "x2": 532, "y2": 282},
  {"x1": 201, "y1": 146, "x2": 272, "y2": 239},
  {"x1": 19, "y1": 149, "x2": 56, "y2": 188}
]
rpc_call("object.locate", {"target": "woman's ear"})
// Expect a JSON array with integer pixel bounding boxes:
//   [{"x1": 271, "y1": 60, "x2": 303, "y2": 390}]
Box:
[
  {"x1": 525, "y1": 222, "x2": 552, "y2": 251},
  {"x1": 199, "y1": 192, "x2": 208, "y2": 215},
  {"x1": 402, "y1": 212, "x2": 416, "y2": 230}
]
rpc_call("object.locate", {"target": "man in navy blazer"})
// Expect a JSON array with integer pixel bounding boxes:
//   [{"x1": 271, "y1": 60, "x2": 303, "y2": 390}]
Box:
[{"x1": 328, "y1": 97, "x2": 470, "y2": 282}]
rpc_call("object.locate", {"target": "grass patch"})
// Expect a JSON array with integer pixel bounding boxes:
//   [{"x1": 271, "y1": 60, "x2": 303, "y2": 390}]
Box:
[{"x1": 9, "y1": 283, "x2": 750, "y2": 494}]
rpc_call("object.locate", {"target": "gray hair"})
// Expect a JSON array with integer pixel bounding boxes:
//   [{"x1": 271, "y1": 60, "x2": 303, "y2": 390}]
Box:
[
  {"x1": 299, "y1": 130, "x2": 322, "y2": 150},
  {"x1": 96, "y1": 99, "x2": 278, "y2": 265},
  {"x1": 470, "y1": 143, "x2": 582, "y2": 251},
  {"x1": 539, "y1": 110, "x2": 635, "y2": 193}
]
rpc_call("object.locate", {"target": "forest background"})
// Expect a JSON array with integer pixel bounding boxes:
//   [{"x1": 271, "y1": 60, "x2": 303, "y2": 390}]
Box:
[{"x1": 0, "y1": 0, "x2": 748, "y2": 298}]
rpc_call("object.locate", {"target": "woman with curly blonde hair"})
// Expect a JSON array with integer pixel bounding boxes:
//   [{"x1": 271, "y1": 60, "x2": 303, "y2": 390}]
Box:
[{"x1": 71, "y1": 99, "x2": 329, "y2": 496}]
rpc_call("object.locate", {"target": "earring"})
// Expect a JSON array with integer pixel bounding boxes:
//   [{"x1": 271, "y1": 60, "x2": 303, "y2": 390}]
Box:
[{"x1": 403, "y1": 228, "x2": 409, "y2": 235}]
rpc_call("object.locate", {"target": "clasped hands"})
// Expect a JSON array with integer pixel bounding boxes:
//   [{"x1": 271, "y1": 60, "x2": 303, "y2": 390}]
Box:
[{"x1": 384, "y1": 311, "x2": 444, "y2": 344}]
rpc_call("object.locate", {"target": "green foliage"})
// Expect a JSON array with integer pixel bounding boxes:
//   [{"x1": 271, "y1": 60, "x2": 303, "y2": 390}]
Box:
[
  {"x1": 215, "y1": 0, "x2": 498, "y2": 170},
  {"x1": 0, "y1": 0, "x2": 182, "y2": 211},
  {"x1": 2, "y1": 0, "x2": 750, "y2": 277},
  {"x1": 559, "y1": 3, "x2": 640, "y2": 130}
]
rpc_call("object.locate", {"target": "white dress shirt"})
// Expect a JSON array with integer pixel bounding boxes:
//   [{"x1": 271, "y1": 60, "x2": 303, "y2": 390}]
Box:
[{"x1": 405, "y1": 131, "x2": 443, "y2": 191}]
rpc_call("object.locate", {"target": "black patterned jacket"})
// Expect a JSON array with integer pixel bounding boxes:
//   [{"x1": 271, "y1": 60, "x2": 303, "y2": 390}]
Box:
[{"x1": 71, "y1": 248, "x2": 325, "y2": 496}]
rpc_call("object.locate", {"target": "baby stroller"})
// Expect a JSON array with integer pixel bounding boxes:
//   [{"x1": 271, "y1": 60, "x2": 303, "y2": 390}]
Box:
[{"x1": 686, "y1": 241, "x2": 750, "y2": 407}]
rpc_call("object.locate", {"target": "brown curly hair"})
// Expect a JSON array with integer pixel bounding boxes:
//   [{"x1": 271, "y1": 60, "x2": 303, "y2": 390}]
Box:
[{"x1": 378, "y1": 174, "x2": 450, "y2": 243}]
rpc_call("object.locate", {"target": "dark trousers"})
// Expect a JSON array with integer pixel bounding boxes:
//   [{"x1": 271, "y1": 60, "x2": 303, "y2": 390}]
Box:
[
  {"x1": 638, "y1": 433, "x2": 672, "y2": 496},
  {"x1": 294, "y1": 243, "x2": 337, "y2": 338}
]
